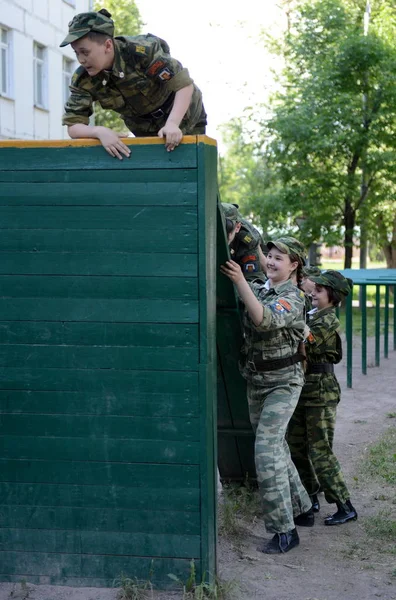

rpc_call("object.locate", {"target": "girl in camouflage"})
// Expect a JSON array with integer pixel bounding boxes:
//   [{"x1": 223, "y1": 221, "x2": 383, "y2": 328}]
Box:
[
  {"x1": 221, "y1": 237, "x2": 313, "y2": 554},
  {"x1": 288, "y1": 270, "x2": 358, "y2": 527}
]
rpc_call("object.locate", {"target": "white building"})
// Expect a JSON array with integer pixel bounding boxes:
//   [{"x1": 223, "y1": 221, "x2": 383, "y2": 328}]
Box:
[{"x1": 0, "y1": 0, "x2": 92, "y2": 140}]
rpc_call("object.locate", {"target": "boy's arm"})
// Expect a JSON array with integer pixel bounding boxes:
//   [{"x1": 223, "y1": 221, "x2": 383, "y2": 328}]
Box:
[
  {"x1": 158, "y1": 84, "x2": 194, "y2": 151},
  {"x1": 68, "y1": 124, "x2": 131, "y2": 160}
]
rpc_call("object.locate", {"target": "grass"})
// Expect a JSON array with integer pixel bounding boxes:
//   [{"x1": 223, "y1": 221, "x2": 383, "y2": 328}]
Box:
[
  {"x1": 362, "y1": 426, "x2": 396, "y2": 485},
  {"x1": 364, "y1": 511, "x2": 396, "y2": 542},
  {"x1": 337, "y1": 305, "x2": 395, "y2": 337},
  {"x1": 168, "y1": 560, "x2": 239, "y2": 599},
  {"x1": 218, "y1": 480, "x2": 261, "y2": 538},
  {"x1": 114, "y1": 572, "x2": 154, "y2": 600}
]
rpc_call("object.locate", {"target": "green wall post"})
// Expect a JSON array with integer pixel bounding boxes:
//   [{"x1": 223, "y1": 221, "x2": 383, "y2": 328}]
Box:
[{"x1": 361, "y1": 285, "x2": 367, "y2": 375}]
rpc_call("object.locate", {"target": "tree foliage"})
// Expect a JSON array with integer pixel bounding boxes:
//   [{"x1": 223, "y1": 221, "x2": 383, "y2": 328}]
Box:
[
  {"x1": 219, "y1": 0, "x2": 396, "y2": 267},
  {"x1": 93, "y1": 0, "x2": 143, "y2": 132}
]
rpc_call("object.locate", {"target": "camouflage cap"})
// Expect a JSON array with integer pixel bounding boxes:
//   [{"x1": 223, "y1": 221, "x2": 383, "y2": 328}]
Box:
[
  {"x1": 308, "y1": 270, "x2": 353, "y2": 296},
  {"x1": 221, "y1": 203, "x2": 242, "y2": 223},
  {"x1": 267, "y1": 236, "x2": 307, "y2": 264},
  {"x1": 60, "y1": 8, "x2": 114, "y2": 47},
  {"x1": 302, "y1": 266, "x2": 321, "y2": 278}
]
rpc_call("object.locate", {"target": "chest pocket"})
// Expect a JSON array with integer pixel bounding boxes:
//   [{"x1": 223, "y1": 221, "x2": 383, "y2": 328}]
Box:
[{"x1": 97, "y1": 94, "x2": 125, "y2": 112}]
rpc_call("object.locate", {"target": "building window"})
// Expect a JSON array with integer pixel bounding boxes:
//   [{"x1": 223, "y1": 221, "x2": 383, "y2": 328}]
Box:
[
  {"x1": 63, "y1": 57, "x2": 74, "y2": 104},
  {"x1": 0, "y1": 26, "x2": 10, "y2": 96},
  {"x1": 63, "y1": 0, "x2": 76, "y2": 6},
  {"x1": 33, "y1": 42, "x2": 47, "y2": 108}
]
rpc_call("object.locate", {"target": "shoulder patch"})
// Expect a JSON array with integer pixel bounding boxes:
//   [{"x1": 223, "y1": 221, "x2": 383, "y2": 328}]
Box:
[
  {"x1": 306, "y1": 332, "x2": 315, "y2": 344},
  {"x1": 134, "y1": 44, "x2": 147, "y2": 55},
  {"x1": 269, "y1": 302, "x2": 286, "y2": 314},
  {"x1": 241, "y1": 255, "x2": 258, "y2": 264},
  {"x1": 243, "y1": 262, "x2": 257, "y2": 273},
  {"x1": 278, "y1": 298, "x2": 292, "y2": 312},
  {"x1": 243, "y1": 235, "x2": 253, "y2": 244}
]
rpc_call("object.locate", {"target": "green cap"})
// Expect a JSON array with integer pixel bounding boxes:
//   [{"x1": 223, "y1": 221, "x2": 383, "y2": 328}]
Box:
[
  {"x1": 221, "y1": 202, "x2": 242, "y2": 223},
  {"x1": 302, "y1": 266, "x2": 321, "y2": 278},
  {"x1": 60, "y1": 8, "x2": 114, "y2": 47},
  {"x1": 309, "y1": 270, "x2": 353, "y2": 296},
  {"x1": 267, "y1": 236, "x2": 306, "y2": 264}
]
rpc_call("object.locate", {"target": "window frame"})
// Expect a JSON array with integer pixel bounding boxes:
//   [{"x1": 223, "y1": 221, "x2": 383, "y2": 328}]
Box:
[
  {"x1": 62, "y1": 56, "x2": 75, "y2": 105},
  {"x1": 0, "y1": 25, "x2": 13, "y2": 98},
  {"x1": 33, "y1": 41, "x2": 48, "y2": 110}
]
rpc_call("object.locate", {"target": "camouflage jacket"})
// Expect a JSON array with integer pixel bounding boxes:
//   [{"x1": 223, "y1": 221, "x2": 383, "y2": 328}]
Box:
[
  {"x1": 62, "y1": 34, "x2": 205, "y2": 135},
  {"x1": 240, "y1": 279, "x2": 306, "y2": 386},
  {"x1": 299, "y1": 306, "x2": 342, "y2": 406},
  {"x1": 230, "y1": 222, "x2": 266, "y2": 283}
]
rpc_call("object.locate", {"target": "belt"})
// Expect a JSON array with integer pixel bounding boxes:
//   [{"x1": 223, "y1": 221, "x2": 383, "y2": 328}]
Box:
[
  {"x1": 140, "y1": 92, "x2": 175, "y2": 119},
  {"x1": 246, "y1": 353, "x2": 305, "y2": 372},
  {"x1": 307, "y1": 363, "x2": 334, "y2": 374}
]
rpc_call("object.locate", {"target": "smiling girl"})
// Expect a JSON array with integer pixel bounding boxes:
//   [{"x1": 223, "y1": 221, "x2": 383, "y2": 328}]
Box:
[{"x1": 221, "y1": 237, "x2": 312, "y2": 554}]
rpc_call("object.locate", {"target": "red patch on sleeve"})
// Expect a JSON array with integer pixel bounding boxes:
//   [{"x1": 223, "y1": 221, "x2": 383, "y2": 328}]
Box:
[
  {"x1": 241, "y1": 255, "x2": 257, "y2": 263},
  {"x1": 307, "y1": 332, "x2": 315, "y2": 343},
  {"x1": 147, "y1": 60, "x2": 166, "y2": 76},
  {"x1": 278, "y1": 298, "x2": 292, "y2": 312}
]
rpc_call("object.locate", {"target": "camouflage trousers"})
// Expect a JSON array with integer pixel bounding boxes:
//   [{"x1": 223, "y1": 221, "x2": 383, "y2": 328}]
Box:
[
  {"x1": 247, "y1": 381, "x2": 312, "y2": 534},
  {"x1": 287, "y1": 403, "x2": 350, "y2": 504}
]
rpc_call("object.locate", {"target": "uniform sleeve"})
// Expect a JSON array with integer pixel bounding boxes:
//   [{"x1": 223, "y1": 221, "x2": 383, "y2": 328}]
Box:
[
  {"x1": 254, "y1": 290, "x2": 305, "y2": 332},
  {"x1": 240, "y1": 250, "x2": 261, "y2": 276},
  {"x1": 305, "y1": 315, "x2": 339, "y2": 353},
  {"x1": 62, "y1": 70, "x2": 93, "y2": 127},
  {"x1": 138, "y1": 36, "x2": 194, "y2": 93}
]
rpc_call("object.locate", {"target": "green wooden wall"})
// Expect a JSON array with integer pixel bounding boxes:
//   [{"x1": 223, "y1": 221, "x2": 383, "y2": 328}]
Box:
[{"x1": 0, "y1": 136, "x2": 217, "y2": 588}]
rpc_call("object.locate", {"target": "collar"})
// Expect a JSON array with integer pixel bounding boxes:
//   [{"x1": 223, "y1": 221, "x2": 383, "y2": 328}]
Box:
[
  {"x1": 111, "y1": 39, "x2": 126, "y2": 79},
  {"x1": 307, "y1": 307, "x2": 318, "y2": 315},
  {"x1": 267, "y1": 279, "x2": 295, "y2": 294}
]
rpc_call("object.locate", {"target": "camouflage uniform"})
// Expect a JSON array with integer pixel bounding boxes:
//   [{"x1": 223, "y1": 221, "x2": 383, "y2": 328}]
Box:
[
  {"x1": 240, "y1": 276, "x2": 312, "y2": 533},
  {"x1": 287, "y1": 299, "x2": 351, "y2": 505},
  {"x1": 221, "y1": 203, "x2": 266, "y2": 283},
  {"x1": 60, "y1": 11, "x2": 206, "y2": 136}
]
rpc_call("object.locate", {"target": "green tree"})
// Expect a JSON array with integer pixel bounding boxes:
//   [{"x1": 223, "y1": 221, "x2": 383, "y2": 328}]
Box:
[
  {"x1": 219, "y1": 0, "x2": 396, "y2": 267},
  {"x1": 93, "y1": 0, "x2": 143, "y2": 132}
]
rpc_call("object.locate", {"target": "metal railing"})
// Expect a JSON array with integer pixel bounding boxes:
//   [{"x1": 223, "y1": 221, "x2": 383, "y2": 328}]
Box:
[{"x1": 339, "y1": 269, "x2": 396, "y2": 388}]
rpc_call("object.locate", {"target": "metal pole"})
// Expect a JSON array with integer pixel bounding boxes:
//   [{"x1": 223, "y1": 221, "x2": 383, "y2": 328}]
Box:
[
  {"x1": 375, "y1": 285, "x2": 380, "y2": 367},
  {"x1": 346, "y1": 291, "x2": 353, "y2": 388},
  {"x1": 384, "y1": 285, "x2": 389, "y2": 359},
  {"x1": 361, "y1": 285, "x2": 367, "y2": 374}
]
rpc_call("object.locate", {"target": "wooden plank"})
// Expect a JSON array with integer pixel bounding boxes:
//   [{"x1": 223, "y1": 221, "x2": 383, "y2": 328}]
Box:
[
  {"x1": 0, "y1": 144, "x2": 197, "y2": 170},
  {"x1": 0, "y1": 275, "x2": 198, "y2": 300},
  {"x1": 0, "y1": 553, "x2": 200, "y2": 587},
  {"x1": 0, "y1": 168, "x2": 197, "y2": 184},
  {"x1": 0, "y1": 482, "x2": 200, "y2": 511},
  {"x1": 0, "y1": 505, "x2": 200, "y2": 534},
  {"x1": 0, "y1": 298, "x2": 198, "y2": 322},
  {"x1": 0, "y1": 414, "x2": 199, "y2": 440},
  {"x1": 0, "y1": 460, "x2": 199, "y2": 487},
  {"x1": 0, "y1": 390, "x2": 199, "y2": 418},
  {"x1": 0, "y1": 344, "x2": 199, "y2": 371},
  {"x1": 0, "y1": 206, "x2": 197, "y2": 230},
  {"x1": 0, "y1": 229, "x2": 197, "y2": 253},
  {"x1": 0, "y1": 181, "x2": 197, "y2": 206},
  {"x1": 0, "y1": 321, "x2": 199, "y2": 347},
  {"x1": 0, "y1": 367, "x2": 198, "y2": 393},
  {"x1": 0, "y1": 436, "x2": 200, "y2": 464},
  {"x1": 0, "y1": 252, "x2": 197, "y2": 277},
  {"x1": 0, "y1": 528, "x2": 200, "y2": 558}
]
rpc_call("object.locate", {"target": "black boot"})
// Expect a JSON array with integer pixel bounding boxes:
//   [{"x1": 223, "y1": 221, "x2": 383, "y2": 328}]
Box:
[
  {"x1": 311, "y1": 494, "x2": 320, "y2": 513},
  {"x1": 257, "y1": 528, "x2": 300, "y2": 554},
  {"x1": 324, "y1": 500, "x2": 358, "y2": 526},
  {"x1": 294, "y1": 507, "x2": 314, "y2": 527}
]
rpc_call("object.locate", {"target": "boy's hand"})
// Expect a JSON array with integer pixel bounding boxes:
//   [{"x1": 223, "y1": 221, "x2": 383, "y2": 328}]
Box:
[
  {"x1": 220, "y1": 260, "x2": 244, "y2": 284},
  {"x1": 96, "y1": 127, "x2": 131, "y2": 160},
  {"x1": 158, "y1": 122, "x2": 183, "y2": 152}
]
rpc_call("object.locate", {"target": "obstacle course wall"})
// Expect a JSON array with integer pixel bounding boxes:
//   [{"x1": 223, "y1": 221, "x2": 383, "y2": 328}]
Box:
[{"x1": 0, "y1": 136, "x2": 217, "y2": 587}]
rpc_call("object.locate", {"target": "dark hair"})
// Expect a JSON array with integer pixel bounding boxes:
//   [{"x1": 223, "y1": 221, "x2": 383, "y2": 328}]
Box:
[
  {"x1": 316, "y1": 284, "x2": 342, "y2": 307},
  {"x1": 85, "y1": 31, "x2": 113, "y2": 44},
  {"x1": 289, "y1": 252, "x2": 305, "y2": 288},
  {"x1": 225, "y1": 218, "x2": 237, "y2": 235}
]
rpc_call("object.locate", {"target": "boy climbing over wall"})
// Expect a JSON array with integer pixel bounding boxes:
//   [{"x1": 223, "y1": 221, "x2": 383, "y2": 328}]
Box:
[{"x1": 61, "y1": 8, "x2": 207, "y2": 159}]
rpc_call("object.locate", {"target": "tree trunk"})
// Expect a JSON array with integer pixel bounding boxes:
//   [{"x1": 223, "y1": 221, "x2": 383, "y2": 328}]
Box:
[
  {"x1": 382, "y1": 244, "x2": 396, "y2": 268},
  {"x1": 344, "y1": 198, "x2": 355, "y2": 269}
]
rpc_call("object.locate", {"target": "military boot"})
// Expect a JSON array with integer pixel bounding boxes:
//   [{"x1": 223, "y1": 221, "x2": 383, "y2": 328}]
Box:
[
  {"x1": 257, "y1": 528, "x2": 300, "y2": 554},
  {"x1": 311, "y1": 493, "x2": 320, "y2": 512},
  {"x1": 294, "y1": 507, "x2": 314, "y2": 527},
  {"x1": 324, "y1": 500, "x2": 358, "y2": 526}
]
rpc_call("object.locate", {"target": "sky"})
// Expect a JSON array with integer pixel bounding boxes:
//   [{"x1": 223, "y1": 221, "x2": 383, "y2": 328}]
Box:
[{"x1": 135, "y1": 0, "x2": 285, "y2": 148}]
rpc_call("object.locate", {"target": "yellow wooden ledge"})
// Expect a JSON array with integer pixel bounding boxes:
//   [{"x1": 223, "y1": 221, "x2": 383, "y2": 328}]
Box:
[{"x1": 0, "y1": 135, "x2": 217, "y2": 149}]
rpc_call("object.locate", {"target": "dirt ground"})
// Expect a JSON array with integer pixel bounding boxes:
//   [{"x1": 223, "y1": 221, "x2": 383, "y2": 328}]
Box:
[{"x1": 1, "y1": 337, "x2": 395, "y2": 600}]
